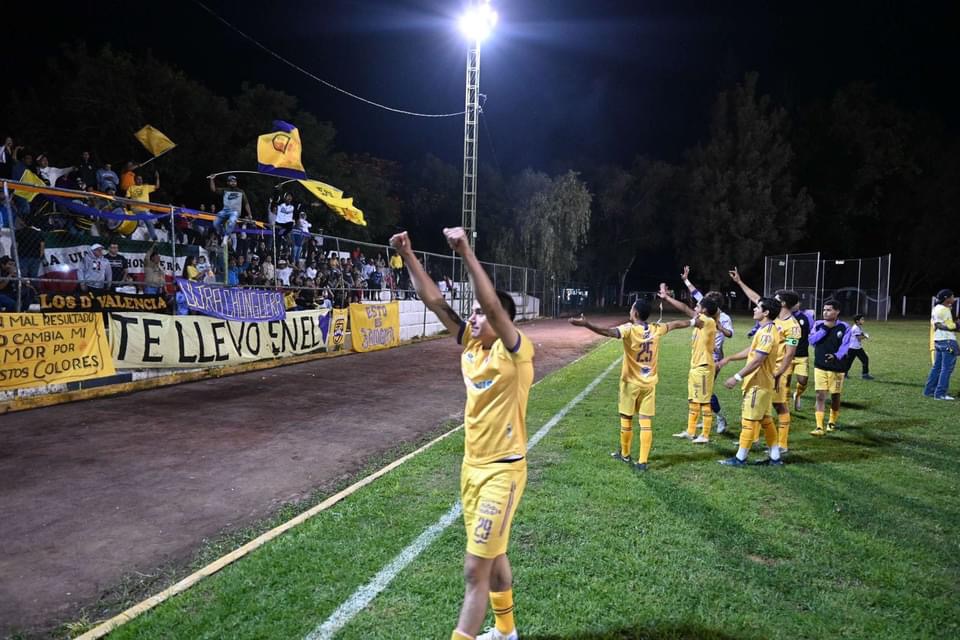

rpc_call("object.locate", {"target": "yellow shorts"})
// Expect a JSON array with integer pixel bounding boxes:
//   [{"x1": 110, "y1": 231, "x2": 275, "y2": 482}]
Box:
[
  {"x1": 461, "y1": 461, "x2": 527, "y2": 559},
  {"x1": 791, "y1": 356, "x2": 809, "y2": 378},
  {"x1": 619, "y1": 380, "x2": 656, "y2": 416},
  {"x1": 741, "y1": 387, "x2": 774, "y2": 421},
  {"x1": 688, "y1": 365, "x2": 715, "y2": 404},
  {"x1": 815, "y1": 368, "x2": 845, "y2": 394},
  {"x1": 773, "y1": 374, "x2": 791, "y2": 405}
]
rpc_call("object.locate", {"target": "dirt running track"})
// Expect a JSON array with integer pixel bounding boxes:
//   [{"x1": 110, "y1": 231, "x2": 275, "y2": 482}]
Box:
[{"x1": 0, "y1": 317, "x2": 608, "y2": 637}]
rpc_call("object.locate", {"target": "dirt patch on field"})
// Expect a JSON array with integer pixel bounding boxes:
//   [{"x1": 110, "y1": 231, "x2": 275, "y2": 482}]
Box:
[{"x1": 0, "y1": 316, "x2": 611, "y2": 637}]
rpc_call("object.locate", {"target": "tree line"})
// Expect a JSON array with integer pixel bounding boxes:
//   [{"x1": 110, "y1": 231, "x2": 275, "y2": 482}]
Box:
[{"x1": 4, "y1": 45, "x2": 956, "y2": 299}]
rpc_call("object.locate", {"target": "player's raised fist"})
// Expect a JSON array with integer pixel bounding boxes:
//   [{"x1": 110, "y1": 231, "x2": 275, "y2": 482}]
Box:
[
  {"x1": 389, "y1": 231, "x2": 412, "y2": 254},
  {"x1": 443, "y1": 227, "x2": 470, "y2": 253},
  {"x1": 657, "y1": 283, "x2": 668, "y2": 298}
]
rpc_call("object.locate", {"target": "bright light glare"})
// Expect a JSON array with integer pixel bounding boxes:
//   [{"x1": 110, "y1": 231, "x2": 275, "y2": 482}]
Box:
[{"x1": 459, "y1": 2, "x2": 498, "y2": 42}]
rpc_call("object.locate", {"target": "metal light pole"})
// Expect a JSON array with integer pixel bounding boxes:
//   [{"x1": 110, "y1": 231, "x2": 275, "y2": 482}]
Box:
[{"x1": 457, "y1": 1, "x2": 497, "y2": 313}]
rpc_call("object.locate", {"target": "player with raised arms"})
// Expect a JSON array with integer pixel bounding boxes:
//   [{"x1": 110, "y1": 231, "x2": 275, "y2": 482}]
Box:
[{"x1": 390, "y1": 227, "x2": 531, "y2": 640}]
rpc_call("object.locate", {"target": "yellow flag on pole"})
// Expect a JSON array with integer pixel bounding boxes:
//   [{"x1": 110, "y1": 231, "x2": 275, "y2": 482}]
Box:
[
  {"x1": 134, "y1": 125, "x2": 177, "y2": 157},
  {"x1": 257, "y1": 121, "x2": 306, "y2": 179},
  {"x1": 13, "y1": 168, "x2": 46, "y2": 202},
  {"x1": 298, "y1": 179, "x2": 367, "y2": 226}
]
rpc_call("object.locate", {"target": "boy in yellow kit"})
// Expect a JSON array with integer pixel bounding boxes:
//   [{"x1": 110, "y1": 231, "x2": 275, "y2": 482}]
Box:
[
  {"x1": 570, "y1": 297, "x2": 692, "y2": 471},
  {"x1": 391, "y1": 227, "x2": 531, "y2": 640},
  {"x1": 718, "y1": 297, "x2": 784, "y2": 466},
  {"x1": 656, "y1": 283, "x2": 720, "y2": 443}
]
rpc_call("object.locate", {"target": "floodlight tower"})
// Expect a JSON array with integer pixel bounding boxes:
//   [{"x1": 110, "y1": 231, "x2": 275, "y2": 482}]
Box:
[{"x1": 458, "y1": 1, "x2": 497, "y2": 250}]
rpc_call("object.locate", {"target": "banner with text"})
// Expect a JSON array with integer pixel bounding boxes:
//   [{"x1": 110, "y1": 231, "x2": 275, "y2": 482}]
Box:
[
  {"x1": 175, "y1": 279, "x2": 286, "y2": 322},
  {"x1": 38, "y1": 291, "x2": 169, "y2": 313},
  {"x1": 0, "y1": 312, "x2": 116, "y2": 389},
  {"x1": 349, "y1": 302, "x2": 399, "y2": 353},
  {"x1": 328, "y1": 307, "x2": 348, "y2": 350},
  {"x1": 109, "y1": 309, "x2": 330, "y2": 368}
]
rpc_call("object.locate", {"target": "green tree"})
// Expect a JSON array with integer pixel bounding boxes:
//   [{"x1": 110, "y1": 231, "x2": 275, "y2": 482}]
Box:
[{"x1": 679, "y1": 72, "x2": 813, "y2": 284}]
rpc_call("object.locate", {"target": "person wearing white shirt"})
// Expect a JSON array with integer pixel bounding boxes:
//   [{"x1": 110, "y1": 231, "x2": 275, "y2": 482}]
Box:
[
  {"x1": 276, "y1": 260, "x2": 293, "y2": 286},
  {"x1": 925, "y1": 289, "x2": 958, "y2": 400}
]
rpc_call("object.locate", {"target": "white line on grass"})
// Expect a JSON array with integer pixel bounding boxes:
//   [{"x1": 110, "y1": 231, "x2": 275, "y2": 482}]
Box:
[{"x1": 307, "y1": 356, "x2": 621, "y2": 640}]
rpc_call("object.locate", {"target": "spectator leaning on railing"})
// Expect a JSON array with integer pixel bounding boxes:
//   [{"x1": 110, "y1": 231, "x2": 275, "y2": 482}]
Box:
[{"x1": 143, "y1": 244, "x2": 165, "y2": 295}]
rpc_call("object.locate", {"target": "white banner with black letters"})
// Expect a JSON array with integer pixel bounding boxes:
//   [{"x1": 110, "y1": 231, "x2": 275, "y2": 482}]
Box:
[{"x1": 109, "y1": 310, "x2": 331, "y2": 368}]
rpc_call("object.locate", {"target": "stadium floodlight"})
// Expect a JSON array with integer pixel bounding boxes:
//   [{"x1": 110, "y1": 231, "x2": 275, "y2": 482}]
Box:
[{"x1": 458, "y1": 1, "x2": 498, "y2": 43}]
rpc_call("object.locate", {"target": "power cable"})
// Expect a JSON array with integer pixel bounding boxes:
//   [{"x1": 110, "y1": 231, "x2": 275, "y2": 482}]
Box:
[{"x1": 193, "y1": 0, "x2": 466, "y2": 119}]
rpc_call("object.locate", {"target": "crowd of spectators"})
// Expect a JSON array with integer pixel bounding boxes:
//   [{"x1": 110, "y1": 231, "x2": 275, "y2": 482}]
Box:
[{"x1": 0, "y1": 134, "x2": 440, "y2": 312}]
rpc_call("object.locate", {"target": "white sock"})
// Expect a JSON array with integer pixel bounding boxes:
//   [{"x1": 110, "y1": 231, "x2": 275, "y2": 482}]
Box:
[
  {"x1": 769, "y1": 444, "x2": 781, "y2": 461},
  {"x1": 736, "y1": 448, "x2": 748, "y2": 461}
]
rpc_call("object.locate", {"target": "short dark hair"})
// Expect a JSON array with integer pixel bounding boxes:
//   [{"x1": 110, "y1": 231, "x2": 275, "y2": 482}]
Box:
[
  {"x1": 823, "y1": 298, "x2": 841, "y2": 311},
  {"x1": 757, "y1": 296, "x2": 782, "y2": 319},
  {"x1": 495, "y1": 289, "x2": 516, "y2": 321},
  {"x1": 775, "y1": 289, "x2": 800, "y2": 309},
  {"x1": 632, "y1": 298, "x2": 651, "y2": 321},
  {"x1": 699, "y1": 298, "x2": 719, "y2": 317},
  {"x1": 853, "y1": 313, "x2": 864, "y2": 322},
  {"x1": 704, "y1": 291, "x2": 725, "y2": 311},
  {"x1": 936, "y1": 289, "x2": 954, "y2": 304}
]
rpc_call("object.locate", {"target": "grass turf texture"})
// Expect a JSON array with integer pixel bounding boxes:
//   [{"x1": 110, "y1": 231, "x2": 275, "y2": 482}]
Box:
[{"x1": 90, "y1": 318, "x2": 959, "y2": 639}]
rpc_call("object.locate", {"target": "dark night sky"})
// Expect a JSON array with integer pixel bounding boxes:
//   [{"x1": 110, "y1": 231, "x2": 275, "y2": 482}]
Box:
[{"x1": 8, "y1": 0, "x2": 960, "y2": 172}]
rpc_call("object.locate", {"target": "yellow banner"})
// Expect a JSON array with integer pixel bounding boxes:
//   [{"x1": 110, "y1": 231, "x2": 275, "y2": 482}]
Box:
[
  {"x1": 13, "y1": 168, "x2": 45, "y2": 202},
  {"x1": 328, "y1": 307, "x2": 348, "y2": 350},
  {"x1": 0, "y1": 312, "x2": 115, "y2": 390},
  {"x1": 349, "y1": 302, "x2": 399, "y2": 352},
  {"x1": 134, "y1": 124, "x2": 177, "y2": 157},
  {"x1": 299, "y1": 179, "x2": 367, "y2": 226}
]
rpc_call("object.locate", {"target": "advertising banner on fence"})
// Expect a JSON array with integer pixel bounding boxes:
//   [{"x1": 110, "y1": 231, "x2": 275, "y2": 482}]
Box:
[
  {"x1": 175, "y1": 278, "x2": 285, "y2": 322},
  {"x1": 42, "y1": 234, "x2": 203, "y2": 280},
  {"x1": 0, "y1": 312, "x2": 115, "y2": 389},
  {"x1": 38, "y1": 291, "x2": 169, "y2": 313},
  {"x1": 109, "y1": 309, "x2": 330, "y2": 368},
  {"x1": 328, "y1": 307, "x2": 348, "y2": 350},
  {"x1": 349, "y1": 302, "x2": 399, "y2": 353}
]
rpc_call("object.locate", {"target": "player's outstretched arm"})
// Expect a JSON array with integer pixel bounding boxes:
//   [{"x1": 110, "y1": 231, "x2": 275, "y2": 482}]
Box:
[
  {"x1": 724, "y1": 351, "x2": 768, "y2": 389},
  {"x1": 389, "y1": 231, "x2": 463, "y2": 335},
  {"x1": 658, "y1": 282, "x2": 697, "y2": 319},
  {"x1": 444, "y1": 226, "x2": 519, "y2": 347},
  {"x1": 681, "y1": 265, "x2": 705, "y2": 303},
  {"x1": 729, "y1": 267, "x2": 761, "y2": 304},
  {"x1": 569, "y1": 314, "x2": 620, "y2": 338}
]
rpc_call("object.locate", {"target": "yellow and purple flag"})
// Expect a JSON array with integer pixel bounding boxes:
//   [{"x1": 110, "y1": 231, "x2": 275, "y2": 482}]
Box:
[
  {"x1": 12, "y1": 167, "x2": 46, "y2": 202},
  {"x1": 134, "y1": 125, "x2": 177, "y2": 157},
  {"x1": 257, "y1": 121, "x2": 306, "y2": 179}
]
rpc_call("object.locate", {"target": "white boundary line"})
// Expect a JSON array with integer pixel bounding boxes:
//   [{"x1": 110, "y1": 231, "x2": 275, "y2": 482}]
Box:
[{"x1": 306, "y1": 356, "x2": 620, "y2": 640}]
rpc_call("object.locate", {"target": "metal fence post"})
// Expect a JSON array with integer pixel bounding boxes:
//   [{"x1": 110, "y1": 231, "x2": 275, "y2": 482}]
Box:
[{"x1": 169, "y1": 206, "x2": 177, "y2": 289}]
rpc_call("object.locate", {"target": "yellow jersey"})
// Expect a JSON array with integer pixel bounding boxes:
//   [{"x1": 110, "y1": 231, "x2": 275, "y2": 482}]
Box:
[
  {"x1": 125, "y1": 183, "x2": 157, "y2": 213},
  {"x1": 690, "y1": 315, "x2": 717, "y2": 369},
  {"x1": 773, "y1": 315, "x2": 801, "y2": 367},
  {"x1": 743, "y1": 322, "x2": 781, "y2": 391},
  {"x1": 460, "y1": 328, "x2": 535, "y2": 465},
  {"x1": 617, "y1": 322, "x2": 668, "y2": 386}
]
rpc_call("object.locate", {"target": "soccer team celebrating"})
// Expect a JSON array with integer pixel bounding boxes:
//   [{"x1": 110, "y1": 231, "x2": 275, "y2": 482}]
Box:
[{"x1": 394, "y1": 230, "x2": 953, "y2": 640}]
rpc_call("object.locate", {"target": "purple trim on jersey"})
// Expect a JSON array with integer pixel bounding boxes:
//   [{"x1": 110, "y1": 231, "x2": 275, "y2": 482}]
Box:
[
  {"x1": 507, "y1": 332, "x2": 523, "y2": 353},
  {"x1": 692, "y1": 288, "x2": 703, "y2": 302},
  {"x1": 754, "y1": 350, "x2": 769, "y2": 356},
  {"x1": 835, "y1": 321, "x2": 853, "y2": 360},
  {"x1": 809, "y1": 323, "x2": 828, "y2": 345},
  {"x1": 457, "y1": 321, "x2": 466, "y2": 345}
]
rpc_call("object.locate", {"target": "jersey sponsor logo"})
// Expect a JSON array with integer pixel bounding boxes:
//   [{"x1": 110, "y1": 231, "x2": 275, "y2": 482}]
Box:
[
  {"x1": 472, "y1": 379, "x2": 494, "y2": 390},
  {"x1": 479, "y1": 501, "x2": 501, "y2": 516}
]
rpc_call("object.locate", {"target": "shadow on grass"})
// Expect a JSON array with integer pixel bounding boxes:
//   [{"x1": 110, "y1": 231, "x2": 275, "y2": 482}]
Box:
[
  {"x1": 873, "y1": 379, "x2": 924, "y2": 389},
  {"x1": 526, "y1": 622, "x2": 750, "y2": 639}
]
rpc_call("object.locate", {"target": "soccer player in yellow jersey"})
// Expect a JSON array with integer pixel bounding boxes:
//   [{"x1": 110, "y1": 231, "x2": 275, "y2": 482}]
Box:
[
  {"x1": 570, "y1": 297, "x2": 692, "y2": 471},
  {"x1": 656, "y1": 283, "x2": 721, "y2": 443},
  {"x1": 729, "y1": 268, "x2": 801, "y2": 453},
  {"x1": 390, "y1": 227, "x2": 532, "y2": 640},
  {"x1": 718, "y1": 297, "x2": 784, "y2": 466}
]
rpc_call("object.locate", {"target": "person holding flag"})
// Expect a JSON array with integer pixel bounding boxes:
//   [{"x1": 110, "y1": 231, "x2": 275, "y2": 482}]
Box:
[{"x1": 209, "y1": 174, "x2": 252, "y2": 246}]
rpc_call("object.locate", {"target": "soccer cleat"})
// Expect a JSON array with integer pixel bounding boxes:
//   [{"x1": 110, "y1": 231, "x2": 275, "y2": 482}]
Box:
[
  {"x1": 610, "y1": 451, "x2": 632, "y2": 463},
  {"x1": 935, "y1": 395, "x2": 956, "y2": 401},
  {"x1": 672, "y1": 431, "x2": 693, "y2": 439},
  {"x1": 477, "y1": 628, "x2": 519, "y2": 640},
  {"x1": 692, "y1": 435, "x2": 710, "y2": 444},
  {"x1": 754, "y1": 457, "x2": 784, "y2": 466},
  {"x1": 810, "y1": 428, "x2": 826, "y2": 437},
  {"x1": 716, "y1": 413, "x2": 728, "y2": 433},
  {"x1": 719, "y1": 456, "x2": 747, "y2": 466},
  {"x1": 826, "y1": 423, "x2": 836, "y2": 432},
  {"x1": 633, "y1": 462, "x2": 648, "y2": 472},
  {"x1": 862, "y1": 374, "x2": 875, "y2": 380}
]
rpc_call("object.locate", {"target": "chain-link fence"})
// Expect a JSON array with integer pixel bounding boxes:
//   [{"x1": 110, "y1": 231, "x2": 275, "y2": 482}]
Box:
[
  {"x1": 764, "y1": 252, "x2": 892, "y2": 320},
  {"x1": 1, "y1": 179, "x2": 594, "y2": 318}
]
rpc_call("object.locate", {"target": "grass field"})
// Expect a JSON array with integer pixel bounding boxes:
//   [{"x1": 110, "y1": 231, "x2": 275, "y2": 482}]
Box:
[{"x1": 80, "y1": 317, "x2": 959, "y2": 639}]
